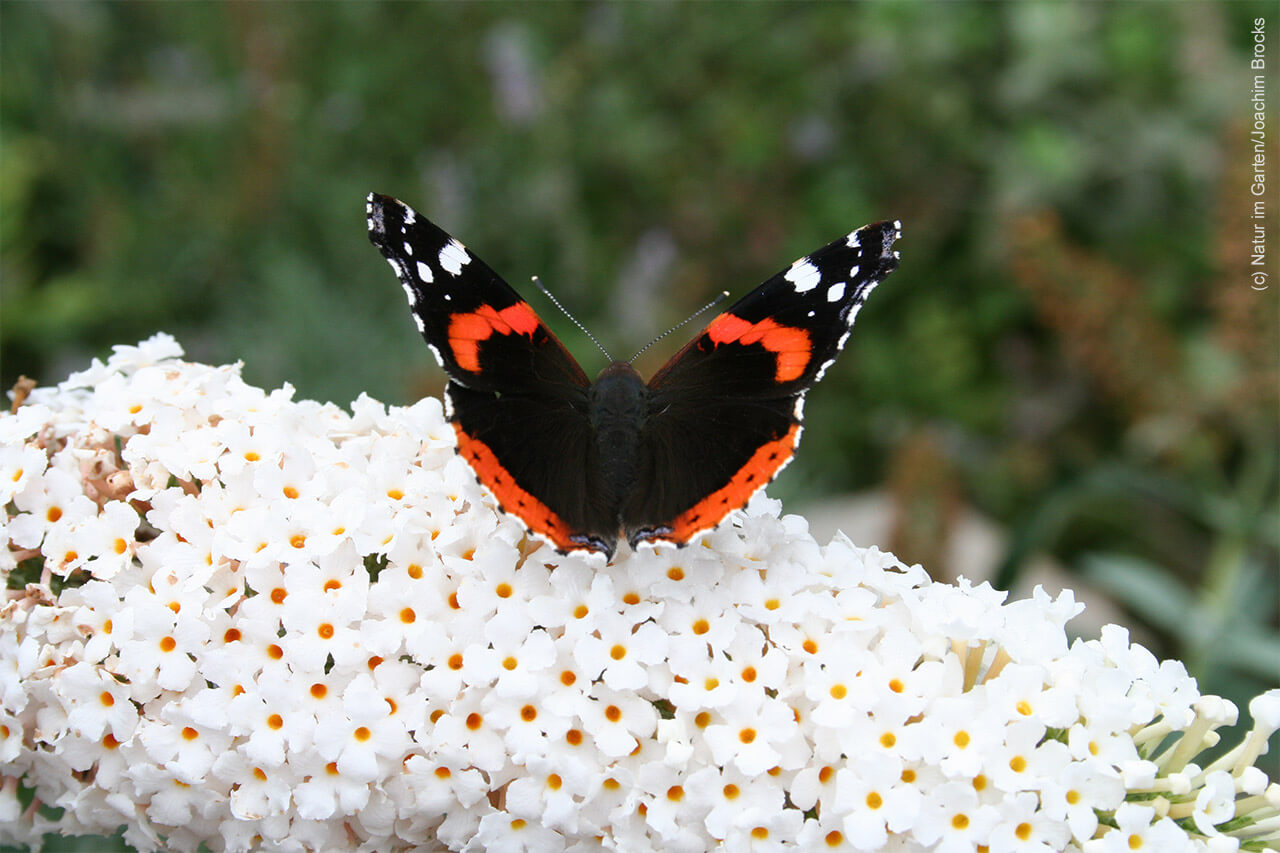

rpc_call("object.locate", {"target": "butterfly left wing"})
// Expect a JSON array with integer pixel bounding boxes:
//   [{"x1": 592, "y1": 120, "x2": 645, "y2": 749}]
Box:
[
  {"x1": 622, "y1": 220, "x2": 902, "y2": 549},
  {"x1": 367, "y1": 194, "x2": 619, "y2": 556}
]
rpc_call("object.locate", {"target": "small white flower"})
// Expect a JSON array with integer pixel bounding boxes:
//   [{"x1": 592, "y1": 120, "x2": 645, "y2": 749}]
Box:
[
  {"x1": 632, "y1": 760, "x2": 714, "y2": 845},
  {"x1": 1038, "y1": 760, "x2": 1126, "y2": 843},
  {"x1": 703, "y1": 692, "x2": 799, "y2": 777},
  {"x1": 1066, "y1": 720, "x2": 1140, "y2": 768},
  {"x1": 1086, "y1": 802, "x2": 1195, "y2": 852},
  {"x1": 577, "y1": 684, "x2": 658, "y2": 759},
  {"x1": 394, "y1": 754, "x2": 491, "y2": 817},
  {"x1": 984, "y1": 662, "x2": 1079, "y2": 728},
  {"x1": 289, "y1": 749, "x2": 371, "y2": 820},
  {"x1": 0, "y1": 442, "x2": 48, "y2": 505},
  {"x1": 1191, "y1": 770, "x2": 1237, "y2": 836},
  {"x1": 987, "y1": 790, "x2": 1071, "y2": 852},
  {"x1": 473, "y1": 808, "x2": 568, "y2": 853},
  {"x1": 115, "y1": 588, "x2": 211, "y2": 699},
  {"x1": 665, "y1": 644, "x2": 740, "y2": 710},
  {"x1": 986, "y1": 719, "x2": 1071, "y2": 793},
  {"x1": 63, "y1": 577, "x2": 134, "y2": 663},
  {"x1": 226, "y1": 680, "x2": 316, "y2": 768},
  {"x1": 572, "y1": 610, "x2": 668, "y2": 691},
  {"x1": 908, "y1": 692, "x2": 1001, "y2": 779},
  {"x1": 211, "y1": 748, "x2": 295, "y2": 820},
  {"x1": 721, "y1": 803, "x2": 806, "y2": 849},
  {"x1": 9, "y1": 466, "x2": 98, "y2": 550},
  {"x1": 469, "y1": 627, "x2": 558, "y2": 701},
  {"x1": 833, "y1": 752, "x2": 922, "y2": 850},
  {"x1": 0, "y1": 709, "x2": 25, "y2": 763},
  {"x1": 685, "y1": 764, "x2": 785, "y2": 842},
  {"x1": 52, "y1": 661, "x2": 137, "y2": 742},
  {"x1": 135, "y1": 704, "x2": 235, "y2": 785},
  {"x1": 911, "y1": 780, "x2": 1001, "y2": 850},
  {"x1": 429, "y1": 691, "x2": 510, "y2": 773}
]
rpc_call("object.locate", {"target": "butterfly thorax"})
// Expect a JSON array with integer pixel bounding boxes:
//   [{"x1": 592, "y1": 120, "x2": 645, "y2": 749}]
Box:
[{"x1": 587, "y1": 362, "x2": 649, "y2": 515}]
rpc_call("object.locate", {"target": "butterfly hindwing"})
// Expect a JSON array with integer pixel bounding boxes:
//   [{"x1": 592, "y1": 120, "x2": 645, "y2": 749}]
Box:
[
  {"x1": 447, "y1": 381, "x2": 618, "y2": 555},
  {"x1": 626, "y1": 220, "x2": 902, "y2": 548},
  {"x1": 621, "y1": 396, "x2": 801, "y2": 549}
]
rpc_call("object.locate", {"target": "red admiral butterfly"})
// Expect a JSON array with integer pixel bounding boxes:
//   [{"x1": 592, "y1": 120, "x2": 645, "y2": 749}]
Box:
[{"x1": 367, "y1": 193, "x2": 901, "y2": 561}]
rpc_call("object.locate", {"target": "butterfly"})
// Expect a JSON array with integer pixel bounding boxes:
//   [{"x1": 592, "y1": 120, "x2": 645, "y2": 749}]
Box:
[{"x1": 367, "y1": 193, "x2": 900, "y2": 561}]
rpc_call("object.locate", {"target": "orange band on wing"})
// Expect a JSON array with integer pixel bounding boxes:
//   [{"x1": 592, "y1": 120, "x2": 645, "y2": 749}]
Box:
[
  {"x1": 448, "y1": 302, "x2": 543, "y2": 373},
  {"x1": 452, "y1": 424, "x2": 577, "y2": 551},
  {"x1": 705, "y1": 314, "x2": 812, "y2": 383},
  {"x1": 650, "y1": 422, "x2": 801, "y2": 545}
]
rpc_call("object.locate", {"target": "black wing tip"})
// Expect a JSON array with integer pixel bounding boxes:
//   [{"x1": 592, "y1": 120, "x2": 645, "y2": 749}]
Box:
[
  {"x1": 858, "y1": 219, "x2": 902, "y2": 275},
  {"x1": 366, "y1": 192, "x2": 391, "y2": 245},
  {"x1": 368, "y1": 193, "x2": 421, "y2": 255},
  {"x1": 366, "y1": 193, "x2": 425, "y2": 252}
]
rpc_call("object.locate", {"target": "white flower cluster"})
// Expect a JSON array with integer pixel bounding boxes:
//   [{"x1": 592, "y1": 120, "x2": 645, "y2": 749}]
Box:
[{"x1": 1, "y1": 336, "x2": 1277, "y2": 853}]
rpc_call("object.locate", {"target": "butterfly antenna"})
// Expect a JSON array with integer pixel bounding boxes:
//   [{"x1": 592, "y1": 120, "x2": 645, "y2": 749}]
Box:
[
  {"x1": 629, "y1": 291, "x2": 730, "y2": 363},
  {"x1": 531, "y1": 276, "x2": 613, "y2": 362}
]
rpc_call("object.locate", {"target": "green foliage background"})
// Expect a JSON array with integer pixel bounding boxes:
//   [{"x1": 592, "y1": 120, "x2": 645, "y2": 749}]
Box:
[{"x1": 2, "y1": 3, "x2": 1277, "y2": 833}]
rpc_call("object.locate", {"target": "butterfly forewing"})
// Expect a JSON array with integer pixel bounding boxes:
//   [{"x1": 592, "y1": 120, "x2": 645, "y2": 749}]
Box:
[
  {"x1": 647, "y1": 220, "x2": 902, "y2": 399},
  {"x1": 366, "y1": 193, "x2": 589, "y2": 395}
]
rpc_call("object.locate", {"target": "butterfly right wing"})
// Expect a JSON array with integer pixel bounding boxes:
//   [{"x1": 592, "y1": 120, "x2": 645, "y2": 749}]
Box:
[
  {"x1": 366, "y1": 193, "x2": 616, "y2": 557},
  {"x1": 623, "y1": 220, "x2": 902, "y2": 549}
]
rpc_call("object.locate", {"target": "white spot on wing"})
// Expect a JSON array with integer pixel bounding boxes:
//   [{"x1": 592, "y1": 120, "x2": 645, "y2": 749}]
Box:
[
  {"x1": 403, "y1": 206, "x2": 416, "y2": 225},
  {"x1": 385, "y1": 258, "x2": 404, "y2": 278},
  {"x1": 849, "y1": 265, "x2": 860, "y2": 279},
  {"x1": 826, "y1": 282, "x2": 846, "y2": 302},
  {"x1": 403, "y1": 241, "x2": 414, "y2": 256},
  {"x1": 784, "y1": 258, "x2": 820, "y2": 293},
  {"x1": 426, "y1": 342, "x2": 443, "y2": 365},
  {"x1": 401, "y1": 282, "x2": 416, "y2": 306},
  {"x1": 416, "y1": 261, "x2": 433, "y2": 283},
  {"x1": 846, "y1": 231, "x2": 861, "y2": 248},
  {"x1": 439, "y1": 240, "x2": 471, "y2": 276}
]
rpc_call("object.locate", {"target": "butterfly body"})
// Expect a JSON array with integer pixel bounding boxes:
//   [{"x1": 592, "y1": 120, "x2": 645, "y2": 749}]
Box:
[
  {"x1": 586, "y1": 362, "x2": 649, "y2": 521},
  {"x1": 367, "y1": 193, "x2": 901, "y2": 561}
]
